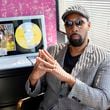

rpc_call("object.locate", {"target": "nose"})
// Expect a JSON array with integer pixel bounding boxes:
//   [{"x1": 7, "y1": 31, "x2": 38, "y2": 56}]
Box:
[{"x1": 71, "y1": 24, "x2": 79, "y2": 33}]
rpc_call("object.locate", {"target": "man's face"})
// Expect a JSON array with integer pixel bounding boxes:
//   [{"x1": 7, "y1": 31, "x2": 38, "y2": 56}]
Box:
[{"x1": 64, "y1": 13, "x2": 91, "y2": 47}]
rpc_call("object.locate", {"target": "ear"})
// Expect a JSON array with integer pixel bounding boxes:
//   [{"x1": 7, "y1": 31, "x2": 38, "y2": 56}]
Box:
[{"x1": 87, "y1": 21, "x2": 91, "y2": 31}]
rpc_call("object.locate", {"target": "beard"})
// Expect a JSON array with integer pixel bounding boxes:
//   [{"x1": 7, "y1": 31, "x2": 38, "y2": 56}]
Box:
[{"x1": 68, "y1": 33, "x2": 85, "y2": 47}]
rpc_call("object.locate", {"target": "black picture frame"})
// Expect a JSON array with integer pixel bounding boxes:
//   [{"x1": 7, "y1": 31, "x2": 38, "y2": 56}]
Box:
[
  {"x1": 55, "y1": 0, "x2": 60, "y2": 31},
  {"x1": 55, "y1": 0, "x2": 67, "y2": 34}
]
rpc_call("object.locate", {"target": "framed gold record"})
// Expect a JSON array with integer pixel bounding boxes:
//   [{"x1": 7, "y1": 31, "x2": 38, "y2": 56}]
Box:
[
  {"x1": 15, "y1": 22, "x2": 42, "y2": 49},
  {"x1": 0, "y1": 15, "x2": 47, "y2": 58}
]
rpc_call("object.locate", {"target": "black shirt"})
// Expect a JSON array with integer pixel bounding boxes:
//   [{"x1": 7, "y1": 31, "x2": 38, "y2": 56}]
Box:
[{"x1": 64, "y1": 48, "x2": 81, "y2": 73}]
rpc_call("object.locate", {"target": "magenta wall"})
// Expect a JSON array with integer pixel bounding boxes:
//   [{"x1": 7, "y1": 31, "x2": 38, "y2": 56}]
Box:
[{"x1": 0, "y1": 0, "x2": 57, "y2": 47}]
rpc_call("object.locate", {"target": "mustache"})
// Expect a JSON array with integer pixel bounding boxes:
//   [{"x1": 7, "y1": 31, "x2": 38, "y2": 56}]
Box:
[
  {"x1": 58, "y1": 30, "x2": 80, "y2": 37},
  {"x1": 70, "y1": 33, "x2": 80, "y2": 37}
]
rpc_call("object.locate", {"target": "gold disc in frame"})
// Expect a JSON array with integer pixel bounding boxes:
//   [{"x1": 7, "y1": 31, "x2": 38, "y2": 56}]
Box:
[{"x1": 15, "y1": 22, "x2": 42, "y2": 49}]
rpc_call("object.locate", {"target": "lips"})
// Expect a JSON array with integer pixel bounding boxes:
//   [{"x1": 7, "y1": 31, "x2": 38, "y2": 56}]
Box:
[{"x1": 71, "y1": 34, "x2": 80, "y2": 40}]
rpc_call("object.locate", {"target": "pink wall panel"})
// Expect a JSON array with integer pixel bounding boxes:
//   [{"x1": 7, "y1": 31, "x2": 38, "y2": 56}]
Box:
[{"x1": 0, "y1": 0, "x2": 57, "y2": 47}]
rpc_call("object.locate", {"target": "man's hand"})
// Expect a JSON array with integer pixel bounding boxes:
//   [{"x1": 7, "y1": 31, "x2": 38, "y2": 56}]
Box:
[
  {"x1": 37, "y1": 49, "x2": 76, "y2": 86},
  {"x1": 29, "y1": 50, "x2": 46, "y2": 86}
]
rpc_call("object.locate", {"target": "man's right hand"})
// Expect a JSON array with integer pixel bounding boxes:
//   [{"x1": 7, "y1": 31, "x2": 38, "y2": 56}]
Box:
[{"x1": 29, "y1": 50, "x2": 46, "y2": 86}]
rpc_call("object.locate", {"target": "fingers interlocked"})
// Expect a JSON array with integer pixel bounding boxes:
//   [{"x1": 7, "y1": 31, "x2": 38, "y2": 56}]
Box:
[{"x1": 36, "y1": 49, "x2": 57, "y2": 73}]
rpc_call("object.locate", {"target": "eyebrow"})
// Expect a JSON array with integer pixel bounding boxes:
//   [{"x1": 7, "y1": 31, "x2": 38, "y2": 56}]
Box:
[{"x1": 64, "y1": 17, "x2": 88, "y2": 22}]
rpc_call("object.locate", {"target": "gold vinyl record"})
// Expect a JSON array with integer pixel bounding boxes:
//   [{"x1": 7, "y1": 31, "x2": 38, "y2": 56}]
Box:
[{"x1": 15, "y1": 22, "x2": 42, "y2": 49}]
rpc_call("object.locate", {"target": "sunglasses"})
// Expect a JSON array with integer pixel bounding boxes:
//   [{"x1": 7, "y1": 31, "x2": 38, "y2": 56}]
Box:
[{"x1": 64, "y1": 19, "x2": 85, "y2": 28}]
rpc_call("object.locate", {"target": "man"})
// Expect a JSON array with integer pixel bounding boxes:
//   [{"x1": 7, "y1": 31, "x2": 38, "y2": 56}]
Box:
[{"x1": 26, "y1": 4, "x2": 110, "y2": 110}]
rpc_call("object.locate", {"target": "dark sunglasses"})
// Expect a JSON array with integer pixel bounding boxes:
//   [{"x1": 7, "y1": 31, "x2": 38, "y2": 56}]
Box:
[{"x1": 65, "y1": 19, "x2": 85, "y2": 28}]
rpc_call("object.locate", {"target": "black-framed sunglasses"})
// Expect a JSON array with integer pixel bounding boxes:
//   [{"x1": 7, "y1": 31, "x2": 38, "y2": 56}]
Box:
[{"x1": 64, "y1": 19, "x2": 85, "y2": 28}]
